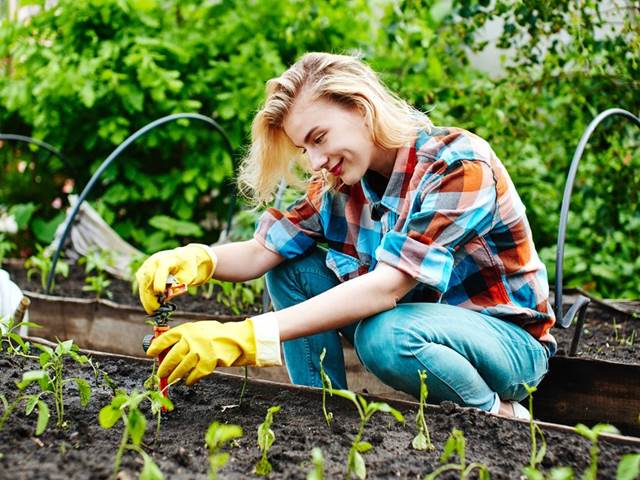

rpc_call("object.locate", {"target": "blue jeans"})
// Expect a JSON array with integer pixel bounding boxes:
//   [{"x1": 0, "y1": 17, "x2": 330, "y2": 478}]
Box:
[{"x1": 265, "y1": 248, "x2": 549, "y2": 410}]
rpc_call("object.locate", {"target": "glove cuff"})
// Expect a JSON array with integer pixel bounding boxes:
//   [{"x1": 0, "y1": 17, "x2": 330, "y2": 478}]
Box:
[
  {"x1": 248, "y1": 313, "x2": 282, "y2": 367},
  {"x1": 187, "y1": 243, "x2": 218, "y2": 280}
]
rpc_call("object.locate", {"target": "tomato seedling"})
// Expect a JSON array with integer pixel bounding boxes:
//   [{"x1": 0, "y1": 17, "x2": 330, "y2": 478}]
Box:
[
  {"x1": 255, "y1": 405, "x2": 281, "y2": 476},
  {"x1": 424, "y1": 428, "x2": 490, "y2": 480},
  {"x1": 205, "y1": 421, "x2": 243, "y2": 480},
  {"x1": 412, "y1": 370, "x2": 434, "y2": 451},
  {"x1": 319, "y1": 348, "x2": 333, "y2": 427},
  {"x1": 329, "y1": 388, "x2": 404, "y2": 480}
]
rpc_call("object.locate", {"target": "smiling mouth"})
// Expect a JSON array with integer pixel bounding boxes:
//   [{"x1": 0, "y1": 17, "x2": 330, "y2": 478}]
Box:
[{"x1": 329, "y1": 159, "x2": 343, "y2": 176}]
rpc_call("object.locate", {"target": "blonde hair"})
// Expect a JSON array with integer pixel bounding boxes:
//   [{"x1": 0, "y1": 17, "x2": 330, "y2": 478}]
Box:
[{"x1": 238, "y1": 52, "x2": 432, "y2": 204}]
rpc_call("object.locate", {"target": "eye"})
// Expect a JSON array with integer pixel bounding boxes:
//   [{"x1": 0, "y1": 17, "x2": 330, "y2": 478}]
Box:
[{"x1": 314, "y1": 134, "x2": 325, "y2": 145}]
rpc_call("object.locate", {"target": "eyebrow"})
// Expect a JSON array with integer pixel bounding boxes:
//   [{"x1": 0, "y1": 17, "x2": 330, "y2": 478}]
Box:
[{"x1": 297, "y1": 126, "x2": 319, "y2": 148}]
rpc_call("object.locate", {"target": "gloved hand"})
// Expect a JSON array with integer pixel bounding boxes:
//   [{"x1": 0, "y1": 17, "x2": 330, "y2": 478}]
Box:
[
  {"x1": 146, "y1": 314, "x2": 281, "y2": 385},
  {"x1": 136, "y1": 244, "x2": 217, "y2": 314}
]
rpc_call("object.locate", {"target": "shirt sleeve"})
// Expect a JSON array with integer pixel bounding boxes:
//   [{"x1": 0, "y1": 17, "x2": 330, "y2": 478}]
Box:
[
  {"x1": 375, "y1": 159, "x2": 497, "y2": 295},
  {"x1": 254, "y1": 178, "x2": 326, "y2": 259}
]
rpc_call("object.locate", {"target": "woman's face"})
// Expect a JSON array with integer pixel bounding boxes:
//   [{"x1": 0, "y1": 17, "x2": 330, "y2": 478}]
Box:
[{"x1": 283, "y1": 93, "x2": 396, "y2": 185}]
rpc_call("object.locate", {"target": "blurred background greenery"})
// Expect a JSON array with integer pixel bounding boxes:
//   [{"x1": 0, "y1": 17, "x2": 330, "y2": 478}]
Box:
[{"x1": 0, "y1": 0, "x2": 638, "y2": 298}]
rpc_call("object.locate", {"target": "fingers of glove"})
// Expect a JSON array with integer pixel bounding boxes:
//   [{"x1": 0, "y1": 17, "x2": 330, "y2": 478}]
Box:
[
  {"x1": 185, "y1": 357, "x2": 217, "y2": 386},
  {"x1": 136, "y1": 259, "x2": 161, "y2": 315},
  {"x1": 146, "y1": 326, "x2": 185, "y2": 357},
  {"x1": 157, "y1": 337, "x2": 190, "y2": 379},
  {"x1": 167, "y1": 351, "x2": 199, "y2": 384},
  {"x1": 139, "y1": 286, "x2": 160, "y2": 315},
  {"x1": 152, "y1": 252, "x2": 177, "y2": 295}
]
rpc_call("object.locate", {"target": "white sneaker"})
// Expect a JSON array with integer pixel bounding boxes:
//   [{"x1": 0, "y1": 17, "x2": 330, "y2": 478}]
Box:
[{"x1": 509, "y1": 401, "x2": 531, "y2": 420}]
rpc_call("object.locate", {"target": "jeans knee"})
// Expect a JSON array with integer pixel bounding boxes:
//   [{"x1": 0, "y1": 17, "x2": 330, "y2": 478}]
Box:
[{"x1": 354, "y1": 311, "x2": 399, "y2": 378}]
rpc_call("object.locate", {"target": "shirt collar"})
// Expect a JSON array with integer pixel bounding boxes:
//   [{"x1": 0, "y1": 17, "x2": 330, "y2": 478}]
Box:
[{"x1": 360, "y1": 138, "x2": 419, "y2": 215}]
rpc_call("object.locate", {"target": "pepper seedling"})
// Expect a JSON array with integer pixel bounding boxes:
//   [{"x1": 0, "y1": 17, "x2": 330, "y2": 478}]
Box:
[
  {"x1": 24, "y1": 244, "x2": 69, "y2": 292},
  {"x1": 205, "y1": 421, "x2": 243, "y2": 480},
  {"x1": 0, "y1": 315, "x2": 41, "y2": 358},
  {"x1": 424, "y1": 428, "x2": 490, "y2": 480},
  {"x1": 307, "y1": 447, "x2": 325, "y2": 480},
  {"x1": 574, "y1": 422, "x2": 620, "y2": 480},
  {"x1": 319, "y1": 348, "x2": 333, "y2": 427},
  {"x1": 329, "y1": 388, "x2": 404, "y2": 480},
  {"x1": 99, "y1": 389, "x2": 173, "y2": 480},
  {"x1": 255, "y1": 405, "x2": 281, "y2": 476},
  {"x1": 15, "y1": 339, "x2": 94, "y2": 431},
  {"x1": 412, "y1": 370, "x2": 434, "y2": 451}
]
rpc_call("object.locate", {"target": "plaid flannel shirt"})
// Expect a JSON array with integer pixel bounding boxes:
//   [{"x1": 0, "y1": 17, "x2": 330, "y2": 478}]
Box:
[{"x1": 255, "y1": 127, "x2": 556, "y2": 351}]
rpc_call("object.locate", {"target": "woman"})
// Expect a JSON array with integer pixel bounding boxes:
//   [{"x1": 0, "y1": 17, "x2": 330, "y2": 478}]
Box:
[{"x1": 138, "y1": 52, "x2": 555, "y2": 419}]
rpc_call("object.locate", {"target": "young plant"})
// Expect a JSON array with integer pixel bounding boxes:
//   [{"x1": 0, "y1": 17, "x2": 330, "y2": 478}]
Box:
[
  {"x1": 255, "y1": 405, "x2": 281, "y2": 476},
  {"x1": 412, "y1": 370, "x2": 434, "y2": 451},
  {"x1": 574, "y1": 423, "x2": 620, "y2": 480},
  {"x1": 205, "y1": 278, "x2": 264, "y2": 315},
  {"x1": 79, "y1": 247, "x2": 114, "y2": 300},
  {"x1": 319, "y1": 348, "x2": 333, "y2": 427},
  {"x1": 99, "y1": 389, "x2": 173, "y2": 479},
  {"x1": 307, "y1": 447, "x2": 325, "y2": 480},
  {"x1": 0, "y1": 389, "x2": 49, "y2": 436},
  {"x1": 15, "y1": 339, "x2": 94, "y2": 430},
  {"x1": 425, "y1": 428, "x2": 490, "y2": 480},
  {"x1": 521, "y1": 383, "x2": 547, "y2": 478},
  {"x1": 24, "y1": 244, "x2": 69, "y2": 292},
  {"x1": 0, "y1": 315, "x2": 41, "y2": 358},
  {"x1": 205, "y1": 421, "x2": 243, "y2": 480},
  {"x1": 0, "y1": 233, "x2": 15, "y2": 264},
  {"x1": 329, "y1": 388, "x2": 404, "y2": 480}
]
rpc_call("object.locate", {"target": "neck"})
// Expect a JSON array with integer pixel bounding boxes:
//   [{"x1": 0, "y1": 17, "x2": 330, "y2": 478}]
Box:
[{"x1": 371, "y1": 146, "x2": 397, "y2": 178}]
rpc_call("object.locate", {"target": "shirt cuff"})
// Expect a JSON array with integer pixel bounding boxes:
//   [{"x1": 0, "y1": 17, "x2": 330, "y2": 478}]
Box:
[{"x1": 249, "y1": 313, "x2": 282, "y2": 367}]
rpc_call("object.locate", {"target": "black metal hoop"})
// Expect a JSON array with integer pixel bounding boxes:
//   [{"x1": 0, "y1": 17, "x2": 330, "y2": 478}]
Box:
[
  {"x1": 46, "y1": 113, "x2": 237, "y2": 294},
  {"x1": 0, "y1": 133, "x2": 70, "y2": 171}
]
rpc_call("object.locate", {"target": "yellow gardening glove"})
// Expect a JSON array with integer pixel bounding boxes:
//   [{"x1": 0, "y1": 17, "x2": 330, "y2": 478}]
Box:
[
  {"x1": 146, "y1": 314, "x2": 282, "y2": 385},
  {"x1": 136, "y1": 243, "x2": 217, "y2": 314}
]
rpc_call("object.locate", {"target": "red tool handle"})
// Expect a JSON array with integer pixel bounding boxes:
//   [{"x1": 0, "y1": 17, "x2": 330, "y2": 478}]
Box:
[{"x1": 154, "y1": 324, "x2": 170, "y2": 412}]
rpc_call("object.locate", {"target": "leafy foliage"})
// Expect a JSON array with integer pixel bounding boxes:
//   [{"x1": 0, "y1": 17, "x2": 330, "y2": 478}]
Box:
[
  {"x1": 1, "y1": 0, "x2": 638, "y2": 298},
  {"x1": 411, "y1": 370, "x2": 434, "y2": 451},
  {"x1": 424, "y1": 428, "x2": 490, "y2": 480},
  {"x1": 205, "y1": 421, "x2": 243, "y2": 480},
  {"x1": 24, "y1": 244, "x2": 69, "y2": 292},
  {"x1": 255, "y1": 405, "x2": 281, "y2": 477}
]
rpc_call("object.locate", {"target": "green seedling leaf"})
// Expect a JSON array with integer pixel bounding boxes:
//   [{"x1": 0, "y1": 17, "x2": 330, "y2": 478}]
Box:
[
  {"x1": 55, "y1": 339, "x2": 74, "y2": 355},
  {"x1": 355, "y1": 441, "x2": 372, "y2": 453},
  {"x1": 99, "y1": 405, "x2": 122, "y2": 429},
  {"x1": 352, "y1": 450, "x2": 366, "y2": 480},
  {"x1": 548, "y1": 466, "x2": 574, "y2": 480},
  {"x1": 140, "y1": 451, "x2": 164, "y2": 480},
  {"x1": 441, "y1": 431, "x2": 458, "y2": 462},
  {"x1": 25, "y1": 395, "x2": 39, "y2": 415},
  {"x1": 328, "y1": 388, "x2": 358, "y2": 403},
  {"x1": 206, "y1": 422, "x2": 243, "y2": 448},
  {"x1": 128, "y1": 408, "x2": 147, "y2": 446},
  {"x1": 412, "y1": 432, "x2": 428, "y2": 450},
  {"x1": 16, "y1": 370, "x2": 47, "y2": 390},
  {"x1": 307, "y1": 447, "x2": 325, "y2": 480},
  {"x1": 522, "y1": 466, "x2": 545, "y2": 480},
  {"x1": 367, "y1": 402, "x2": 404, "y2": 423},
  {"x1": 74, "y1": 378, "x2": 91, "y2": 407},
  {"x1": 35, "y1": 400, "x2": 49, "y2": 435},
  {"x1": 38, "y1": 351, "x2": 51, "y2": 368},
  {"x1": 617, "y1": 453, "x2": 640, "y2": 480}
]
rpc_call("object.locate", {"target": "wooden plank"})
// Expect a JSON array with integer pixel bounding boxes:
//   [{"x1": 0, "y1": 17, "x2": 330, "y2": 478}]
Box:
[{"x1": 534, "y1": 356, "x2": 640, "y2": 436}]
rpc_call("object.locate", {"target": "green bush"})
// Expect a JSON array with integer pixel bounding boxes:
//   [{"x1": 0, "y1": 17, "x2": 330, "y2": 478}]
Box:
[{"x1": 1, "y1": 0, "x2": 638, "y2": 298}]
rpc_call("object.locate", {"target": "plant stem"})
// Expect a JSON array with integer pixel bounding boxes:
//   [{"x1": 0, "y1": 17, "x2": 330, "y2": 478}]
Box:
[
  {"x1": 113, "y1": 412, "x2": 130, "y2": 479},
  {"x1": 238, "y1": 366, "x2": 248, "y2": 406}
]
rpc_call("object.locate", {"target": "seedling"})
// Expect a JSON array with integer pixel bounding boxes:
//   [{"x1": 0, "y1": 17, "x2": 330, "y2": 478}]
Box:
[
  {"x1": 0, "y1": 315, "x2": 41, "y2": 358},
  {"x1": 205, "y1": 421, "x2": 243, "y2": 480},
  {"x1": 307, "y1": 447, "x2": 325, "y2": 480},
  {"x1": 521, "y1": 383, "x2": 547, "y2": 478},
  {"x1": 15, "y1": 339, "x2": 94, "y2": 430},
  {"x1": 319, "y1": 348, "x2": 333, "y2": 427},
  {"x1": 574, "y1": 423, "x2": 620, "y2": 480},
  {"x1": 255, "y1": 405, "x2": 281, "y2": 476},
  {"x1": 329, "y1": 388, "x2": 404, "y2": 480},
  {"x1": 25, "y1": 244, "x2": 69, "y2": 292},
  {"x1": 79, "y1": 247, "x2": 114, "y2": 300},
  {"x1": 0, "y1": 233, "x2": 15, "y2": 264},
  {"x1": 204, "y1": 278, "x2": 264, "y2": 315},
  {"x1": 424, "y1": 428, "x2": 490, "y2": 480},
  {"x1": 99, "y1": 389, "x2": 173, "y2": 479},
  {"x1": 412, "y1": 370, "x2": 434, "y2": 451},
  {"x1": 0, "y1": 390, "x2": 49, "y2": 436}
]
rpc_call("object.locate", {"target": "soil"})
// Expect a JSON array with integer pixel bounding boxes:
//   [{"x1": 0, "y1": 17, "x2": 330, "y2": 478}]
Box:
[
  {"x1": 3, "y1": 260, "x2": 639, "y2": 364},
  {"x1": 1, "y1": 349, "x2": 638, "y2": 480},
  {"x1": 2, "y1": 260, "x2": 263, "y2": 317}
]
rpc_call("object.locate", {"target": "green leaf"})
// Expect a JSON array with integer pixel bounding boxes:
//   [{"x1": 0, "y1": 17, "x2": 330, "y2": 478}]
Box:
[
  {"x1": 548, "y1": 466, "x2": 574, "y2": 480},
  {"x1": 9, "y1": 203, "x2": 37, "y2": 229},
  {"x1": 412, "y1": 432, "x2": 428, "y2": 450},
  {"x1": 617, "y1": 454, "x2": 640, "y2": 480},
  {"x1": 128, "y1": 408, "x2": 147, "y2": 446},
  {"x1": 17, "y1": 370, "x2": 48, "y2": 390},
  {"x1": 352, "y1": 450, "x2": 366, "y2": 480},
  {"x1": 74, "y1": 378, "x2": 91, "y2": 407},
  {"x1": 98, "y1": 404, "x2": 122, "y2": 429},
  {"x1": 35, "y1": 400, "x2": 49, "y2": 435},
  {"x1": 140, "y1": 451, "x2": 164, "y2": 480},
  {"x1": 148, "y1": 215, "x2": 203, "y2": 237},
  {"x1": 355, "y1": 441, "x2": 372, "y2": 453},
  {"x1": 25, "y1": 395, "x2": 39, "y2": 415}
]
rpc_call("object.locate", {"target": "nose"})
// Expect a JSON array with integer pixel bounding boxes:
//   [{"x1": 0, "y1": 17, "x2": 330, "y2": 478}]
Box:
[{"x1": 308, "y1": 149, "x2": 328, "y2": 171}]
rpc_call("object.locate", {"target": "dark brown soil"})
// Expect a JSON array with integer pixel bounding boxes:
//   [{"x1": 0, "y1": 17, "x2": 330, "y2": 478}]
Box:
[
  {"x1": 2, "y1": 260, "x2": 263, "y2": 317},
  {"x1": 0, "y1": 349, "x2": 638, "y2": 480}
]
